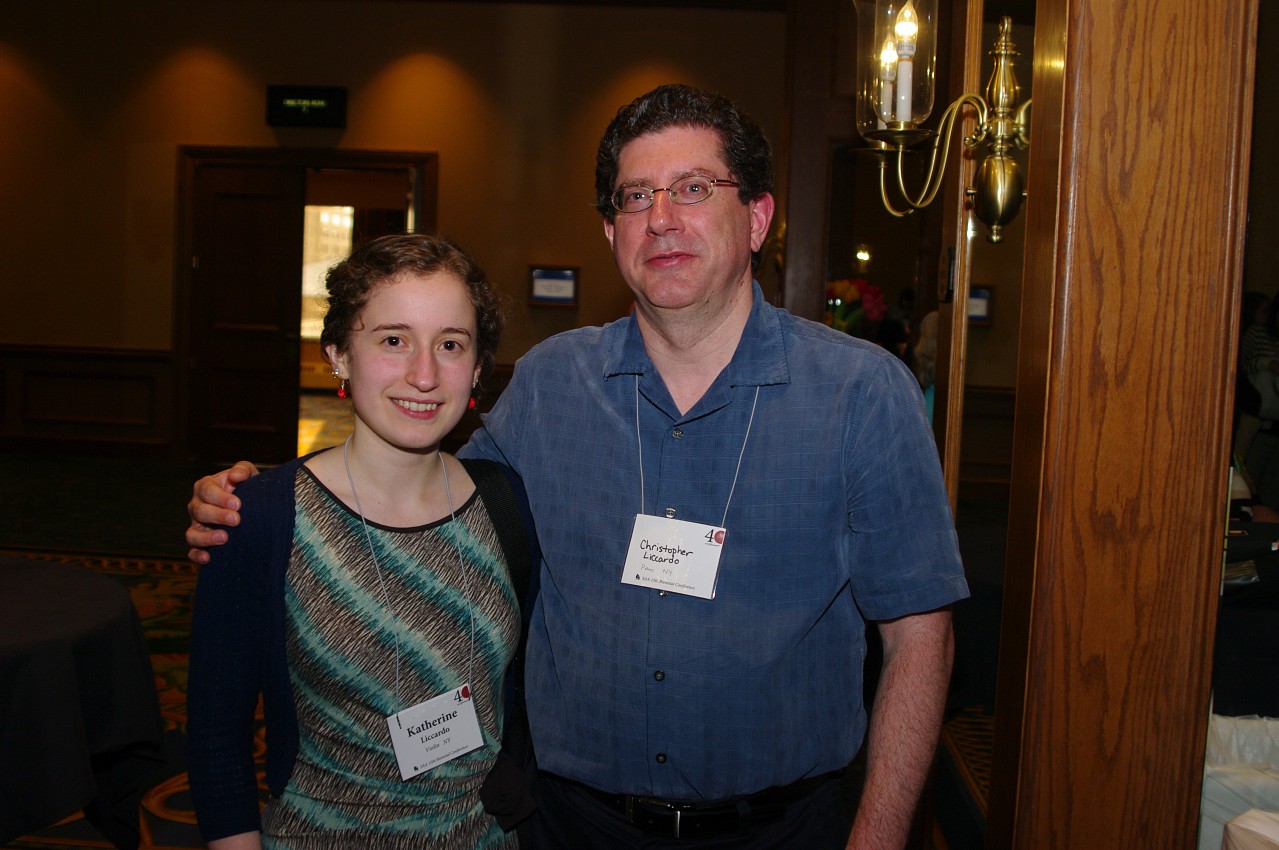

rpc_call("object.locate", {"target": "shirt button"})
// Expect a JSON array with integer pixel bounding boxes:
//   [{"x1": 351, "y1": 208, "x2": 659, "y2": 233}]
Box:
[
  {"x1": 655, "y1": 753, "x2": 667, "y2": 764},
  {"x1": 672, "y1": 428, "x2": 684, "y2": 439},
  {"x1": 658, "y1": 590, "x2": 668, "y2": 597},
  {"x1": 653, "y1": 670, "x2": 665, "y2": 681},
  {"x1": 664, "y1": 507, "x2": 676, "y2": 518}
]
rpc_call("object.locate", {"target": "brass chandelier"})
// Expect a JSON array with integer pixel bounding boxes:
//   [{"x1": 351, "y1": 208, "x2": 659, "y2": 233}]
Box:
[{"x1": 852, "y1": 0, "x2": 1031, "y2": 243}]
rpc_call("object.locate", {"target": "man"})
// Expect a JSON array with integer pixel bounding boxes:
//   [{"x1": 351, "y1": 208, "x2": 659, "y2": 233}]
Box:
[{"x1": 187, "y1": 84, "x2": 968, "y2": 849}]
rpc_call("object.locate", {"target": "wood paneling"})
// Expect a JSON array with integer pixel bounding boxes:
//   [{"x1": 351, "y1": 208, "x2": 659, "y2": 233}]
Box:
[
  {"x1": 0, "y1": 346, "x2": 174, "y2": 455},
  {"x1": 987, "y1": 0, "x2": 1260, "y2": 846}
]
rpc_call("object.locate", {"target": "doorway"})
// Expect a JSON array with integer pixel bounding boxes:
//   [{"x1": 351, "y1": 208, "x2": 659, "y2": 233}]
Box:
[{"x1": 175, "y1": 147, "x2": 438, "y2": 464}]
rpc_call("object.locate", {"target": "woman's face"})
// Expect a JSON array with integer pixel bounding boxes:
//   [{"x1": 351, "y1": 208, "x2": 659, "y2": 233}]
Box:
[{"x1": 328, "y1": 270, "x2": 480, "y2": 455}]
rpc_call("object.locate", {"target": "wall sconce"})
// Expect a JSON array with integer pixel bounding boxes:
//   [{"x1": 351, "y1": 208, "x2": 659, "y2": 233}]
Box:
[{"x1": 852, "y1": 0, "x2": 1031, "y2": 243}]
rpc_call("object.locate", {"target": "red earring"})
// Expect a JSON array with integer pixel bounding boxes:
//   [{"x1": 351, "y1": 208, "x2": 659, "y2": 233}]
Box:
[
  {"x1": 468, "y1": 397, "x2": 477, "y2": 410},
  {"x1": 337, "y1": 379, "x2": 349, "y2": 399}
]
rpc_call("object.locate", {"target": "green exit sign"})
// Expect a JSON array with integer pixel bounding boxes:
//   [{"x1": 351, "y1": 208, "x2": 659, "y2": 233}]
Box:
[{"x1": 266, "y1": 85, "x2": 347, "y2": 128}]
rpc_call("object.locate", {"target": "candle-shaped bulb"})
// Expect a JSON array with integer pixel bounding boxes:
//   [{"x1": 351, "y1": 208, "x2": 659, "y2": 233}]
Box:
[
  {"x1": 879, "y1": 36, "x2": 898, "y2": 81},
  {"x1": 895, "y1": 0, "x2": 919, "y2": 44},
  {"x1": 893, "y1": 0, "x2": 918, "y2": 122},
  {"x1": 877, "y1": 35, "x2": 897, "y2": 126}
]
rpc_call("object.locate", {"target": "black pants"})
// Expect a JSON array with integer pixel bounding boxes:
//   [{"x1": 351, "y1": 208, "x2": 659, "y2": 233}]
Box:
[{"x1": 526, "y1": 772, "x2": 852, "y2": 850}]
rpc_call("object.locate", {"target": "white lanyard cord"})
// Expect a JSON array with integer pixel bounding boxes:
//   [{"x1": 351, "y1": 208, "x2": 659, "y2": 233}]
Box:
[
  {"x1": 634, "y1": 375, "x2": 760, "y2": 526},
  {"x1": 343, "y1": 437, "x2": 474, "y2": 709},
  {"x1": 438, "y1": 453, "x2": 476, "y2": 689},
  {"x1": 636, "y1": 377, "x2": 645, "y2": 513},
  {"x1": 722, "y1": 386, "x2": 760, "y2": 528}
]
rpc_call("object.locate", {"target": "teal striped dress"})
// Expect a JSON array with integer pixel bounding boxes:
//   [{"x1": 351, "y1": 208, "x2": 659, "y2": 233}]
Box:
[{"x1": 260, "y1": 469, "x2": 520, "y2": 849}]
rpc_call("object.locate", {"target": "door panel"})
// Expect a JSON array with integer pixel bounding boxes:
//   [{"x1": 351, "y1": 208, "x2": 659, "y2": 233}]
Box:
[{"x1": 188, "y1": 163, "x2": 304, "y2": 464}]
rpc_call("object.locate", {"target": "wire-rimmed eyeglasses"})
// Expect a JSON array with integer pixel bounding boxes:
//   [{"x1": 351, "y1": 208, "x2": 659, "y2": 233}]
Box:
[{"x1": 610, "y1": 176, "x2": 740, "y2": 214}]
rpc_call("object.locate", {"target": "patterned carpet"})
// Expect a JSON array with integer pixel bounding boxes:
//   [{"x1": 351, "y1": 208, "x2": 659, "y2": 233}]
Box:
[{"x1": 1, "y1": 549, "x2": 257, "y2": 850}]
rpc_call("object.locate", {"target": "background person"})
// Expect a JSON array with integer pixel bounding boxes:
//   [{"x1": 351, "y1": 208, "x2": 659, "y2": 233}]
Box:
[
  {"x1": 1236, "y1": 291, "x2": 1270, "y2": 457},
  {"x1": 187, "y1": 85, "x2": 968, "y2": 850},
  {"x1": 186, "y1": 234, "x2": 536, "y2": 850},
  {"x1": 1244, "y1": 294, "x2": 1279, "y2": 508},
  {"x1": 914, "y1": 310, "x2": 939, "y2": 423}
]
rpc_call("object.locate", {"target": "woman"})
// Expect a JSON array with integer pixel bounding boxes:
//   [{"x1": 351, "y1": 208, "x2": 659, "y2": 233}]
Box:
[{"x1": 187, "y1": 234, "x2": 534, "y2": 849}]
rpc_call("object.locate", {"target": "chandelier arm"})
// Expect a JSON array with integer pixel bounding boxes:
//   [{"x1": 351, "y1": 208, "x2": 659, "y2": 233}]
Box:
[
  {"x1": 893, "y1": 94, "x2": 987, "y2": 210},
  {"x1": 879, "y1": 159, "x2": 916, "y2": 217},
  {"x1": 909, "y1": 99, "x2": 965, "y2": 208},
  {"x1": 956, "y1": 94, "x2": 991, "y2": 148},
  {"x1": 1013, "y1": 98, "x2": 1033, "y2": 148}
]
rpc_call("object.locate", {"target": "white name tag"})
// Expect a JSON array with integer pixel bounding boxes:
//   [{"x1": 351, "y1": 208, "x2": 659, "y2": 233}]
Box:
[
  {"x1": 386, "y1": 684, "x2": 484, "y2": 780},
  {"x1": 621, "y1": 514, "x2": 725, "y2": 599}
]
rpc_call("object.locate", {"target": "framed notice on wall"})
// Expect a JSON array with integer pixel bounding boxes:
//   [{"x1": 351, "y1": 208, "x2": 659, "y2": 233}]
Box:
[
  {"x1": 968, "y1": 286, "x2": 993, "y2": 326},
  {"x1": 529, "y1": 266, "x2": 578, "y2": 308}
]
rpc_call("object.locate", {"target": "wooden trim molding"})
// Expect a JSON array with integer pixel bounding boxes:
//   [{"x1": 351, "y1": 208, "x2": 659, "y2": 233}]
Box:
[{"x1": 933, "y1": 0, "x2": 985, "y2": 512}]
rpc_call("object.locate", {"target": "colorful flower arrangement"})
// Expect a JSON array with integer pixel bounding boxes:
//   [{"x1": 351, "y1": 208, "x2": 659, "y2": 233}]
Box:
[{"x1": 824, "y1": 278, "x2": 887, "y2": 336}]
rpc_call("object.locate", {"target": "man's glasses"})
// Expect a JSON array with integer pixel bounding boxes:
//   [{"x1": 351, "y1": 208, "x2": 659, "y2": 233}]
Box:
[{"x1": 610, "y1": 176, "x2": 739, "y2": 214}]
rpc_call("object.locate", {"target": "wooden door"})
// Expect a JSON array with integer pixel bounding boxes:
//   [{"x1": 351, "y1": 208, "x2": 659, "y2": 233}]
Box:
[
  {"x1": 176, "y1": 147, "x2": 438, "y2": 464},
  {"x1": 186, "y1": 160, "x2": 305, "y2": 464}
]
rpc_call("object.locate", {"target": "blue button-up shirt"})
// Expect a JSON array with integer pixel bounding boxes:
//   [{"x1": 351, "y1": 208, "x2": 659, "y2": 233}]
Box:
[{"x1": 460, "y1": 282, "x2": 967, "y2": 800}]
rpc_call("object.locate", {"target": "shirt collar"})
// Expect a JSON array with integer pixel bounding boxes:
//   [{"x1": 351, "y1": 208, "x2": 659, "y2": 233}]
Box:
[{"x1": 603, "y1": 281, "x2": 791, "y2": 388}]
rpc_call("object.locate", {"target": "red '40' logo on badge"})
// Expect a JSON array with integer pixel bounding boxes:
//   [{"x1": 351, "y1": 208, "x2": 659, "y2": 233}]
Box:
[{"x1": 704, "y1": 529, "x2": 726, "y2": 546}]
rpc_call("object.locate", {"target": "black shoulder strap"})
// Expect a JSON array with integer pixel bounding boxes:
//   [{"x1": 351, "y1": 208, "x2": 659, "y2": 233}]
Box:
[
  {"x1": 461, "y1": 458, "x2": 532, "y2": 605},
  {"x1": 464, "y1": 457, "x2": 540, "y2": 832}
]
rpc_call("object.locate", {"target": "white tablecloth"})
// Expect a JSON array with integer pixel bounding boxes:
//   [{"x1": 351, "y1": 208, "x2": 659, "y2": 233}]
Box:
[{"x1": 1224, "y1": 809, "x2": 1279, "y2": 850}]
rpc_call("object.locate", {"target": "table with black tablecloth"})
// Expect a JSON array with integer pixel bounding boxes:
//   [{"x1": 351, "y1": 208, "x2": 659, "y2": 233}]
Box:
[
  {"x1": 1216, "y1": 523, "x2": 1279, "y2": 717},
  {"x1": 0, "y1": 555, "x2": 165, "y2": 848}
]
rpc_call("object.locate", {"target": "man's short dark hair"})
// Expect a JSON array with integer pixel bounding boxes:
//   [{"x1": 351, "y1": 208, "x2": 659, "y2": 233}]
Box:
[{"x1": 594, "y1": 84, "x2": 774, "y2": 224}]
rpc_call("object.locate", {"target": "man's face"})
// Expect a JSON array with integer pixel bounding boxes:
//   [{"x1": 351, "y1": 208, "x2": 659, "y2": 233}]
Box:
[{"x1": 603, "y1": 125, "x2": 773, "y2": 317}]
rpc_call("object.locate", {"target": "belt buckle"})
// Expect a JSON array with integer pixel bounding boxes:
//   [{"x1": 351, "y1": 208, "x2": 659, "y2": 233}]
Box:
[{"x1": 632, "y1": 795, "x2": 686, "y2": 838}]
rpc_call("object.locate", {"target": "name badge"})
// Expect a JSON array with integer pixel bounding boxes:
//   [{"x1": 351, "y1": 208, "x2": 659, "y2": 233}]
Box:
[
  {"x1": 621, "y1": 514, "x2": 725, "y2": 599},
  {"x1": 386, "y1": 684, "x2": 484, "y2": 780}
]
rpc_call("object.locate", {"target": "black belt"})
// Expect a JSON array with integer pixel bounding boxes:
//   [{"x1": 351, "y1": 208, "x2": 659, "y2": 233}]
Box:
[{"x1": 576, "y1": 770, "x2": 843, "y2": 839}]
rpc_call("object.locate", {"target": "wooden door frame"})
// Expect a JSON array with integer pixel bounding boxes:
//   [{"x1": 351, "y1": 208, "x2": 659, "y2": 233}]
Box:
[{"x1": 172, "y1": 146, "x2": 439, "y2": 460}]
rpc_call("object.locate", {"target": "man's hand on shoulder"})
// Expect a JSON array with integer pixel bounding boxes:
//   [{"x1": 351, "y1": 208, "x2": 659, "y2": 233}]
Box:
[{"x1": 185, "y1": 461, "x2": 260, "y2": 564}]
